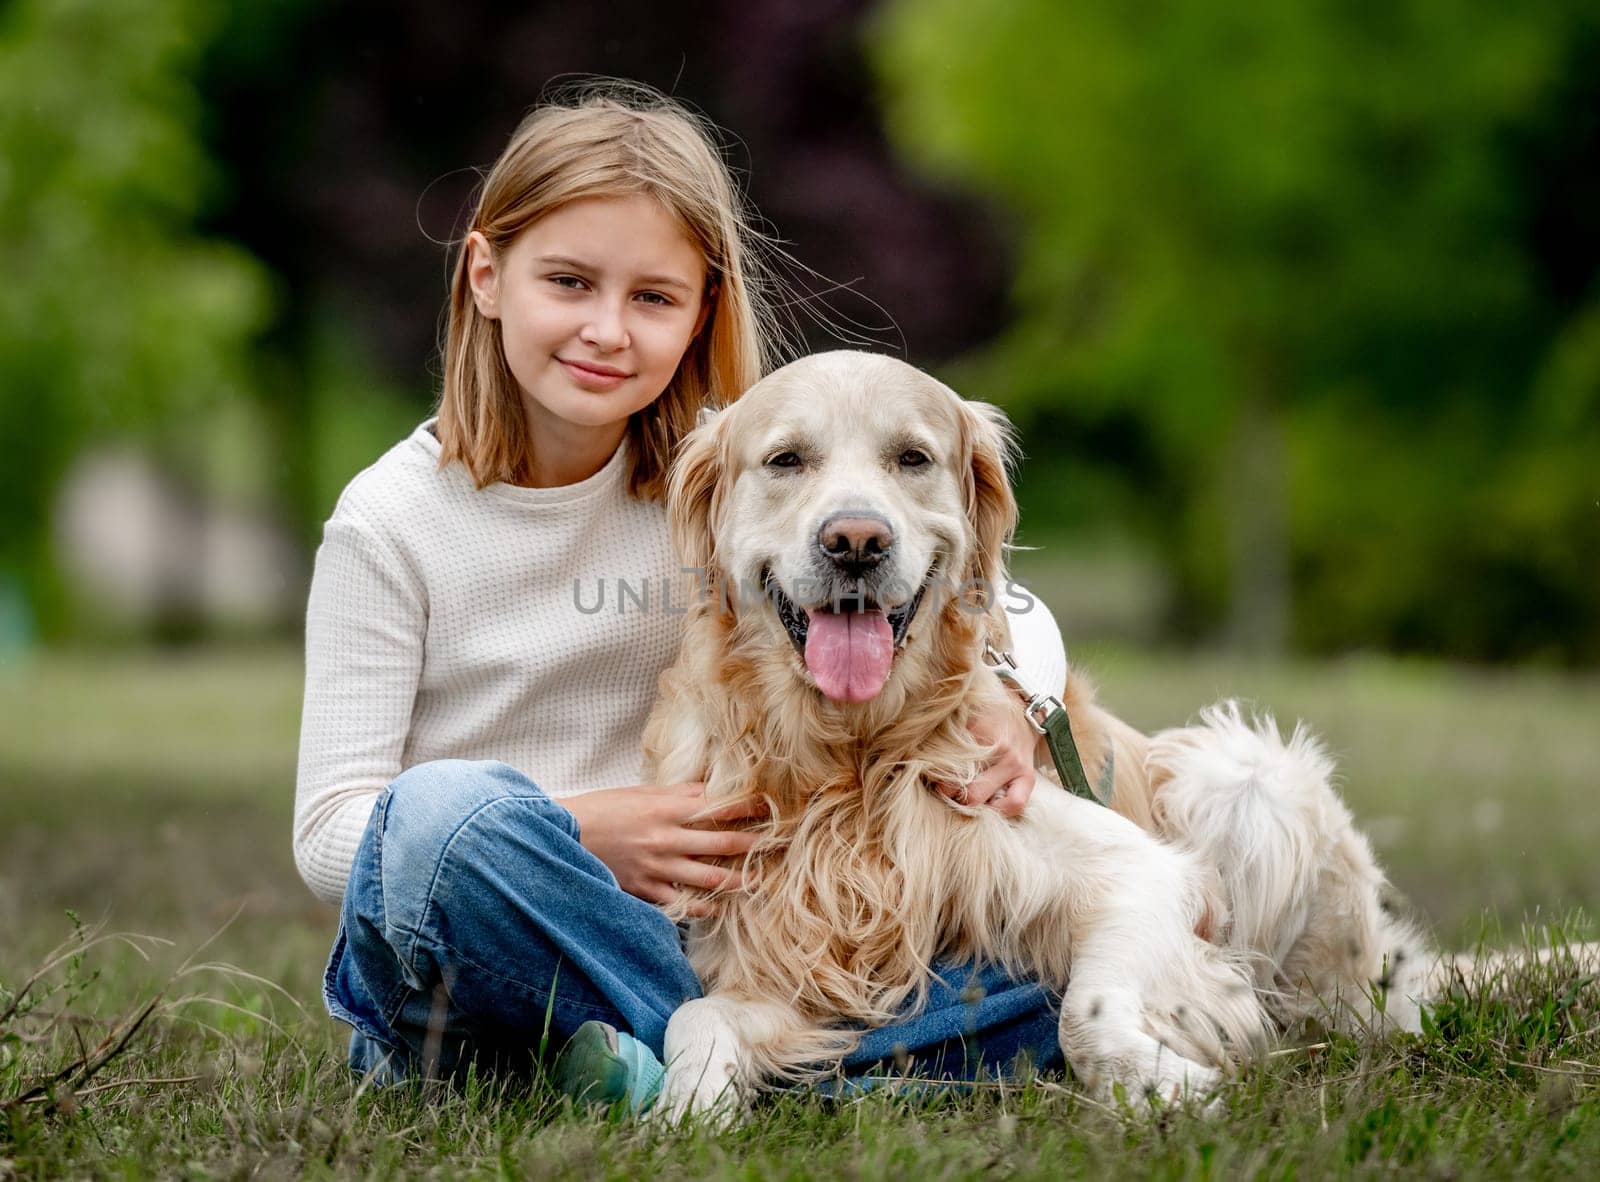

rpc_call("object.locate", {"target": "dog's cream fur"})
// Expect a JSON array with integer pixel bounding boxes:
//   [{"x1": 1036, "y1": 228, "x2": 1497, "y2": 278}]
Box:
[{"x1": 642, "y1": 351, "x2": 1433, "y2": 1121}]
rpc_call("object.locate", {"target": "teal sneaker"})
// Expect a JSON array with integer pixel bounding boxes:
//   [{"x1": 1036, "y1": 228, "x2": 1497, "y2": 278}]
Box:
[{"x1": 551, "y1": 1020, "x2": 664, "y2": 1114}]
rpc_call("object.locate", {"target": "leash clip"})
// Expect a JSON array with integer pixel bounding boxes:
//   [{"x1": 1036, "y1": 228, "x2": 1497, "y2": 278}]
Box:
[
  {"x1": 982, "y1": 642, "x2": 1063, "y2": 736},
  {"x1": 983, "y1": 641, "x2": 1111, "y2": 806}
]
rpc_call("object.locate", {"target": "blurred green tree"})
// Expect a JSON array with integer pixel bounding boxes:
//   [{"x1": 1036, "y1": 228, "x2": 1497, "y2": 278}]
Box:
[
  {"x1": 0, "y1": 0, "x2": 272, "y2": 638},
  {"x1": 874, "y1": 0, "x2": 1600, "y2": 660}
]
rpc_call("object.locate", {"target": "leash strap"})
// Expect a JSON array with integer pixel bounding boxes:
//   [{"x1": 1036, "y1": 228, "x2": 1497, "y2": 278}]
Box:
[{"x1": 983, "y1": 643, "x2": 1113, "y2": 807}]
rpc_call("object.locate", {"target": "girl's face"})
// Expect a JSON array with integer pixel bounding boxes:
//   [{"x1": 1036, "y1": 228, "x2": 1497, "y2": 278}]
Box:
[{"x1": 467, "y1": 193, "x2": 709, "y2": 453}]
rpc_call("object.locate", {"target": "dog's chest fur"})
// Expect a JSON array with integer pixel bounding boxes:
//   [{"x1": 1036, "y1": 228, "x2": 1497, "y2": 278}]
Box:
[
  {"x1": 653, "y1": 603, "x2": 1047, "y2": 1026},
  {"x1": 688, "y1": 758, "x2": 990, "y2": 1024}
]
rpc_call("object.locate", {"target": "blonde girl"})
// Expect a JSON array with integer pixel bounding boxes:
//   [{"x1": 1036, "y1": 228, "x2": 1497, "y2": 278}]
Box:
[{"x1": 294, "y1": 80, "x2": 1067, "y2": 1108}]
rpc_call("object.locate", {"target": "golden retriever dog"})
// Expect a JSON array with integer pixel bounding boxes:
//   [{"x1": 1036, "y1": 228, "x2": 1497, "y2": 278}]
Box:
[{"x1": 641, "y1": 350, "x2": 1433, "y2": 1121}]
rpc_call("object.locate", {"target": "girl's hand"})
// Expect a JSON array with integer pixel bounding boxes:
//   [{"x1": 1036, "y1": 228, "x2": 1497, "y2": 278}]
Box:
[
  {"x1": 935, "y1": 697, "x2": 1038, "y2": 820},
  {"x1": 563, "y1": 783, "x2": 766, "y2": 916}
]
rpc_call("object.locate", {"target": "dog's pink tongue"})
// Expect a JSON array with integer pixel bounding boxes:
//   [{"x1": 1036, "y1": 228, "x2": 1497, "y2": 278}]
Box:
[{"x1": 804, "y1": 610, "x2": 894, "y2": 702}]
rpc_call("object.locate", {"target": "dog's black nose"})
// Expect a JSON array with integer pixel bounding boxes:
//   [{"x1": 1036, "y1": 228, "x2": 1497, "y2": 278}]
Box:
[{"x1": 817, "y1": 513, "x2": 895, "y2": 575}]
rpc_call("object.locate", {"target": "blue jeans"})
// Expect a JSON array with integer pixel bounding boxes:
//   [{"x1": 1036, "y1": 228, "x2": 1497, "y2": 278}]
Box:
[{"x1": 323, "y1": 759, "x2": 1063, "y2": 1086}]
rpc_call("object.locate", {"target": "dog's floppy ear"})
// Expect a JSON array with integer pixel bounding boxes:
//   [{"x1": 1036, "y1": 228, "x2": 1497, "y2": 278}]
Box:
[
  {"x1": 957, "y1": 399, "x2": 1020, "y2": 587},
  {"x1": 667, "y1": 411, "x2": 728, "y2": 577}
]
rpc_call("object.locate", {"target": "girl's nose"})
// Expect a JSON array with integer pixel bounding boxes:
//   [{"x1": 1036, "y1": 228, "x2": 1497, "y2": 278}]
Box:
[{"x1": 579, "y1": 299, "x2": 630, "y2": 352}]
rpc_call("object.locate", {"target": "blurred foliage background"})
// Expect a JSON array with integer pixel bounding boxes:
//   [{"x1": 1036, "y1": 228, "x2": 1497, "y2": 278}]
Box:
[{"x1": 0, "y1": 0, "x2": 1596, "y2": 663}]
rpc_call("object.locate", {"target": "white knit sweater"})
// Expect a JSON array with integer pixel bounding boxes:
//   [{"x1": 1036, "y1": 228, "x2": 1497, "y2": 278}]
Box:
[{"x1": 293, "y1": 420, "x2": 1069, "y2": 905}]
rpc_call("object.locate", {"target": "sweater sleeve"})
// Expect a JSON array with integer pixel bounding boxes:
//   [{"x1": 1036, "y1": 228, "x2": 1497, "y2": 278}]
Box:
[
  {"x1": 1006, "y1": 583, "x2": 1069, "y2": 700},
  {"x1": 294, "y1": 515, "x2": 426, "y2": 905}
]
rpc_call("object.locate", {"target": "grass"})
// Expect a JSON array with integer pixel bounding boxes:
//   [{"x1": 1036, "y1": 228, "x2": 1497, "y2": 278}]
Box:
[{"x1": 2, "y1": 645, "x2": 1599, "y2": 1178}]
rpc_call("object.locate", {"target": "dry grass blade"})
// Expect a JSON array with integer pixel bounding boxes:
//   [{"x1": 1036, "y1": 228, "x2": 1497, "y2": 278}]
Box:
[
  {"x1": 1, "y1": 993, "x2": 163, "y2": 1115},
  {"x1": 1, "y1": 912, "x2": 280, "y2": 1122},
  {"x1": 10, "y1": 1074, "x2": 204, "y2": 1107},
  {"x1": 0, "y1": 921, "x2": 170, "y2": 1027}
]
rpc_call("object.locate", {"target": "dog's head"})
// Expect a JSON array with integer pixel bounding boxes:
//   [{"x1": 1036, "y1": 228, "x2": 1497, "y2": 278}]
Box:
[{"x1": 669, "y1": 350, "x2": 1018, "y2": 705}]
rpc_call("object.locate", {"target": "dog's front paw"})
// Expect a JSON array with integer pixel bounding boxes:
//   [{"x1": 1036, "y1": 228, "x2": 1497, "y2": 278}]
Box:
[
  {"x1": 650, "y1": 1062, "x2": 746, "y2": 1129},
  {"x1": 1064, "y1": 997, "x2": 1228, "y2": 1116},
  {"x1": 1075, "y1": 1053, "x2": 1222, "y2": 1113},
  {"x1": 1139, "y1": 1054, "x2": 1222, "y2": 1111}
]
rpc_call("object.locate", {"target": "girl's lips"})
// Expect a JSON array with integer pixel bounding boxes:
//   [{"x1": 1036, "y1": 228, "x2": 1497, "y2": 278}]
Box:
[{"x1": 559, "y1": 358, "x2": 631, "y2": 390}]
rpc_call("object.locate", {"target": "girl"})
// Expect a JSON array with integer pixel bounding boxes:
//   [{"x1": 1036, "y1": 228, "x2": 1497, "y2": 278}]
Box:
[{"x1": 294, "y1": 80, "x2": 1070, "y2": 1109}]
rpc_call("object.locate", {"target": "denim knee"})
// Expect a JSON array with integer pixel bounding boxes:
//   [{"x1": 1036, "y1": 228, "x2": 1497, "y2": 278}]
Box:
[{"x1": 375, "y1": 760, "x2": 578, "y2": 970}]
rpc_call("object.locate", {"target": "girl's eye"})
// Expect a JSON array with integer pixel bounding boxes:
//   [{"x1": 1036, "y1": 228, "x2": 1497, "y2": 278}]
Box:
[
  {"x1": 636, "y1": 291, "x2": 673, "y2": 307},
  {"x1": 899, "y1": 449, "x2": 930, "y2": 468},
  {"x1": 550, "y1": 275, "x2": 588, "y2": 291},
  {"x1": 766, "y1": 451, "x2": 802, "y2": 470}
]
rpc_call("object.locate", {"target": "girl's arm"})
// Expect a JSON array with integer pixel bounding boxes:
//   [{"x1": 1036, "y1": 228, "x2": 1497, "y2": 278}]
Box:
[{"x1": 294, "y1": 517, "x2": 425, "y2": 905}]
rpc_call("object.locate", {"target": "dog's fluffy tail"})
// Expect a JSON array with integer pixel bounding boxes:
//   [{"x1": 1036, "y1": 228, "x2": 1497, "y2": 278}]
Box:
[
  {"x1": 1146, "y1": 701, "x2": 1434, "y2": 1034},
  {"x1": 1147, "y1": 702, "x2": 1336, "y2": 981}
]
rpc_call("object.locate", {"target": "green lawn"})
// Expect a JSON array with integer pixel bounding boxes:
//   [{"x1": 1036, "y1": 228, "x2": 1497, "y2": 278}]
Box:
[{"x1": 2, "y1": 646, "x2": 1598, "y2": 1178}]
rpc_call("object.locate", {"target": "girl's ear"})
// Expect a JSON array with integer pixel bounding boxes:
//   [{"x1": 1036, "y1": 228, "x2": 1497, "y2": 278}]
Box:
[
  {"x1": 667, "y1": 413, "x2": 728, "y2": 578},
  {"x1": 465, "y1": 231, "x2": 501, "y2": 319},
  {"x1": 958, "y1": 399, "x2": 1020, "y2": 587}
]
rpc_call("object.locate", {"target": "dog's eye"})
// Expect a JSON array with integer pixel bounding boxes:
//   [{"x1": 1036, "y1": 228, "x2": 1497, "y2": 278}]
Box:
[
  {"x1": 765, "y1": 451, "x2": 803, "y2": 470},
  {"x1": 898, "y1": 449, "x2": 930, "y2": 468}
]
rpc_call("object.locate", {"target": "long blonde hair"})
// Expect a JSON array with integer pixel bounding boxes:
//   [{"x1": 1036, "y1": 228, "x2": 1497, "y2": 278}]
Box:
[{"x1": 437, "y1": 80, "x2": 783, "y2": 498}]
